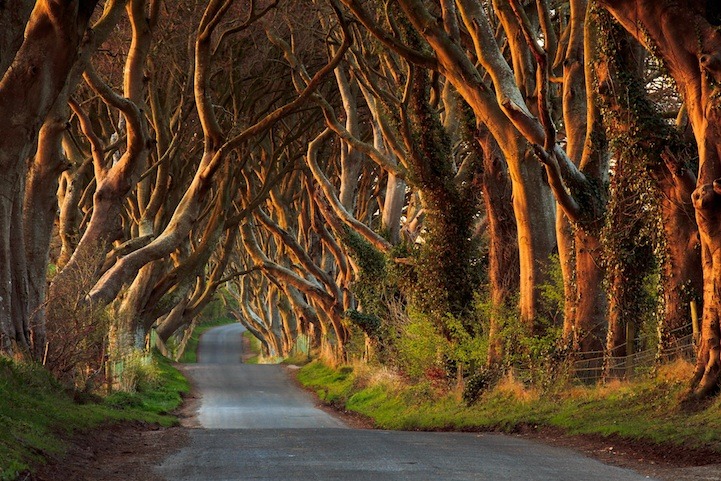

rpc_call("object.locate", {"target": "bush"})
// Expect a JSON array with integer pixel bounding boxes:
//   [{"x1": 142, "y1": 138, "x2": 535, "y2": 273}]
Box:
[
  {"x1": 393, "y1": 308, "x2": 449, "y2": 380},
  {"x1": 463, "y1": 367, "x2": 499, "y2": 406},
  {"x1": 113, "y1": 350, "x2": 160, "y2": 393},
  {"x1": 44, "y1": 243, "x2": 111, "y2": 389}
]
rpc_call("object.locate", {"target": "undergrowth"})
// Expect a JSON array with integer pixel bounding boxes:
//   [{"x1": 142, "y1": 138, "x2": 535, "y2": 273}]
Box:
[
  {"x1": 296, "y1": 358, "x2": 721, "y2": 451},
  {"x1": 0, "y1": 352, "x2": 188, "y2": 481},
  {"x1": 243, "y1": 331, "x2": 262, "y2": 364}
]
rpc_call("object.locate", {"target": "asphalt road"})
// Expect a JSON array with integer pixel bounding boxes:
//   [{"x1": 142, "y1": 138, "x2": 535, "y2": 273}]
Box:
[
  {"x1": 157, "y1": 323, "x2": 657, "y2": 481},
  {"x1": 187, "y1": 323, "x2": 344, "y2": 430}
]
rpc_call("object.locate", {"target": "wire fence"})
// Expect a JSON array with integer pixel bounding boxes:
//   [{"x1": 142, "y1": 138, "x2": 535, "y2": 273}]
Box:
[
  {"x1": 572, "y1": 323, "x2": 695, "y2": 383},
  {"x1": 510, "y1": 322, "x2": 696, "y2": 385}
]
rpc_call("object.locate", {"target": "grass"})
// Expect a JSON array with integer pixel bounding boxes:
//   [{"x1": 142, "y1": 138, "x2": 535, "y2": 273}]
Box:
[
  {"x1": 0, "y1": 352, "x2": 189, "y2": 481},
  {"x1": 281, "y1": 351, "x2": 313, "y2": 366},
  {"x1": 178, "y1": 317, "x2": 237, "y2": 363},
  {"x1": 296, "y1": 358, "x2": 721, "y2": 452},
  {"x1": 243, "y1": 331, "x2": 262, "y2": 364}
]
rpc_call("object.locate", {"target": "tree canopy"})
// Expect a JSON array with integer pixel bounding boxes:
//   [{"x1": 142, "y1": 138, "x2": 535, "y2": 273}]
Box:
[{"x1": 1, "y1": 0, "x2": 720, "y2": 399}]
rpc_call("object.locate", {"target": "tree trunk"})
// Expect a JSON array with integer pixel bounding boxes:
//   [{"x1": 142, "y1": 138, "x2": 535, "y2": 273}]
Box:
[
  {"x1": 343, "y1": 0, "x2": 558, "y2": 328},
  {"x1": 476, "y1": 129, "x2": 518, "y2": 365},
  {"x1": 0, "y1": 0, "x2": 97, "y2": 354},
  {"x1": 406, "y1": 64, "x2": 478, "y2": 332},
  {"x1": 24, "y1": 107, "x2": 69, "y2": 356},
  {"x1": 600, "y1": 0, "x2": 720, "y2": 395},
  {"x1": 334, "y1": 65, "x2": 363, "y2": 211},
  {"x1": 0, "y1": 0, "x2": 34, "y2": 76}
]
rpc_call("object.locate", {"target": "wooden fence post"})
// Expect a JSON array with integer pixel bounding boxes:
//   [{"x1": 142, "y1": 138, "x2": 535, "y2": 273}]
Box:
[
  {"x1": 625, "y1": 321, "x2": 635, "y2": 379},
  {"x1": 690, "y1": 300, "x2": 699, "y2": 346}
]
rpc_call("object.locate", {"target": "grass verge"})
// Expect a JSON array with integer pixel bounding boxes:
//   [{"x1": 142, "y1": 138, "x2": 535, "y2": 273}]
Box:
[
  {"x1": 0, "y1": 352, "x2": 188, "y2": 481},
  {"x1": 242, "y1": 331, "x2": 262, "y2": 364},
  {"x1": 296, "y1": 359, "x2": 721, "y2": 452}
]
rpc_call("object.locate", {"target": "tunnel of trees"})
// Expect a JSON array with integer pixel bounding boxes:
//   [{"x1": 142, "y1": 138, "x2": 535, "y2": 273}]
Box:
[{"x1": 1, "y1": 0, "x2": 720, "y2": 400}]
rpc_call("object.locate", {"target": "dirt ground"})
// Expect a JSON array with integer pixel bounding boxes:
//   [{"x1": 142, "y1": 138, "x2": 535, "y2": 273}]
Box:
[
  {"x1": 515, "y1": 426, "x2": 721, "y2": 481},
  {"x1": 23, "y1": 368, "x2": 721, "y2": 481},
  {"x1": 26, "y1": 422, "x2": 188, "y2": 481}
]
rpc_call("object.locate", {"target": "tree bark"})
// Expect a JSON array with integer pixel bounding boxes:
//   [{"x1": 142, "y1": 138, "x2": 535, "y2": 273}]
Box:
[
  {"x1": 476, "y1": 128, "x2": 518, "y2": 365},
  {"x1": 342, "y1": 0, "x2": 558, "y2": 329},
  {"x1": 24, "y1": 106, "x2": 69, "y2": 356},
  {"x1": 600, "y1": 0, "x2": 718, "y2": 395},
  {"x1": 0, "y1": 0, "x2": 97, "y2": 354}
]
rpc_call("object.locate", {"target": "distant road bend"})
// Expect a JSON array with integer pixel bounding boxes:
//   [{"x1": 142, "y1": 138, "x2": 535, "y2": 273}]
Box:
[{"x1": 157, "y1": 323, "x2": 655, "y2": 481}]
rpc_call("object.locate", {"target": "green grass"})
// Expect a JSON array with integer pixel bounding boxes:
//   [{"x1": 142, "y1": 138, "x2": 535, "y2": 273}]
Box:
[
  {"x1": 243, "y1": 331, "x2": 262, "y2": 364},
  {"x1": 296, "y1": 362, "x2": 355, "y2": 405},
  {"x1": 281, "y1": 352, "x2": 313, "y2": 366},
  {"x1": 178, "y1": 317, "x2": 237, "y2": 363},
  {"x1": 0, "y1": 352, "x2": 189, "y2": 481},
  {"x1": 296, "y1": 360, "x2": 721, "y2": 451}
]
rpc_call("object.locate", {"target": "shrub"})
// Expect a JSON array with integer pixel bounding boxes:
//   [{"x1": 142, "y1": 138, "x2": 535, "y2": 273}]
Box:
[
  {"x1": 114, "y1": 350, "x2": 160, "y2": 393},
  {"x1": 463, "y1": 367, "x2": 499, "y2": 406},
  {"x1": 43, "y1": 243, "x2": 111, "y2": 389},
  {"x1": 393, "y1": 308, "x2": 449, "y2": 380}
]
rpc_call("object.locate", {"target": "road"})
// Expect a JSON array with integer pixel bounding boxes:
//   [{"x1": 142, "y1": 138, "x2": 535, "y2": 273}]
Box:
[{"x1": 157, "y1": 323, "x2": 656, "y2": 481}]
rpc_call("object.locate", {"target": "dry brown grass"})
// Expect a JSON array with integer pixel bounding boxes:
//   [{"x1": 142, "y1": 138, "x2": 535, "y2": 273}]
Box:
[
  {"x1": 496, "y1": 371, "x2": 539, "y2": 403},
  {"x1": 351, "y1": 360, "x2": 405, "y2": 391},
  {"x1": 655, "y1": 357, "x2": 694, "y2": 384}
]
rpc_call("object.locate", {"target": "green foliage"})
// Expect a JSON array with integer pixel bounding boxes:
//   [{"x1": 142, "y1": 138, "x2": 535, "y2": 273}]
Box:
[
  {"x1": 345, "y1": 309, "x2": 381, "y2": 338},
  {"x1": 340, "y1": 227, "x2": 395, "y2": 341},
  {"x1": 0, "y1": 352, "x2": 188, "y2": 481},
  {"x1": 444, "y1": 314, "x2": 487, "y2": 372},
  {"x1": 116, "y1": 349, "x2": 161, "y2": 392},
  {"x1": 538, "y1": 254, "x2": 565, "y2": 325},
  {"x1": 393, "y1": 308, "x2": 449, "y2": 379},
  {"x1": 500, "y1": 314, "x2": 566, "y2": 389},
  {"x1": 474, "y1": 267, "x2": 567, "y2": 390},
  {"x1": 387, "y1": 306, "x2": 487, "y2": 382}
]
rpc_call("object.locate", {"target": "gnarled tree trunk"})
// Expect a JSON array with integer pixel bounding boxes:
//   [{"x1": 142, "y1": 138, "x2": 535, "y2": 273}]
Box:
[
  {"x1": 0, "y1": 0, "x2": 97, "y2": 354},
  {"x1": 601, "y1": 0, "x2": 721, "y2": 396}
]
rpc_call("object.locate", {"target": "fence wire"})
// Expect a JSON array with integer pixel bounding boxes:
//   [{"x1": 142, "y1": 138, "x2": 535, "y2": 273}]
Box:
[
  {"x1": 513, "y1": 323, "x2": 695, "y2": 385},
  {"x1": 574, "y1": 323, "x2": 694, "y2": 382}
]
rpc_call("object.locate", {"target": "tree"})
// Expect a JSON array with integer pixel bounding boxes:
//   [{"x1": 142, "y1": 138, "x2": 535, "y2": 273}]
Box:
[
  {"x1": 339, "y1": 0, "x2": 558, "y2": 332},
  {"x1": 0, "y1": 0, "x2": 100, "y2": 356},
  {"x1": 600, "y1": 0, "x2": 721, "y2": 397}
]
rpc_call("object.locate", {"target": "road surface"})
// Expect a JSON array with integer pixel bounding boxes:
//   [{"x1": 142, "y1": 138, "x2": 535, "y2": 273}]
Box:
[{"x1": 157, "y1": 323, "x2": 656, "y2": 480}]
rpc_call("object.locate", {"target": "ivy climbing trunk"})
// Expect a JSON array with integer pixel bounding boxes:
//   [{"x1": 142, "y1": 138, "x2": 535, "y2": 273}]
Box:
[
  {"x1": 600, "y1": 0, "x2": 721, "y2": 396},
  {"x1": 403, "y1": 34, "x2": 477, "y2": 336},
  {"x1": 476, "y1": 129, "x2": 518, "y2": 365}
]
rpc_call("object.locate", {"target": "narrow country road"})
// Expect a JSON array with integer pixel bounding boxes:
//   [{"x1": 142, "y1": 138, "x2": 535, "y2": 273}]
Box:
[
  {"x1": 183, "y1": 323, "x2": 344, "y2": 430},
  {"x1": 157, "y1": 324, "x2": 656, "y2": 481}
]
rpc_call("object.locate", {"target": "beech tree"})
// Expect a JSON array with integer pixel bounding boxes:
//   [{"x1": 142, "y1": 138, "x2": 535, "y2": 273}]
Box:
[
  {"x1": 2, "y1": 0, "x2": 718, "y2": 399},
  {"x1": 340, "y1": 0, "x2": 558, "y2": 331},
  {"x1": 599, "y1": 0, "x2": 721, "y2": 397},
  {"x1": 0, "y1": 1, "x2": 103, "y2": 355}
]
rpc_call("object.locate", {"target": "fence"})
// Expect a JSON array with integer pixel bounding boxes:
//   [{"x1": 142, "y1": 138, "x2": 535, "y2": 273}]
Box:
[
  {"x1": 571, "y1": 322, "x2": 695, "y2": 383},
  {"x1": 509, "y1": 322, "x2": 696, "y2": 386}
]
